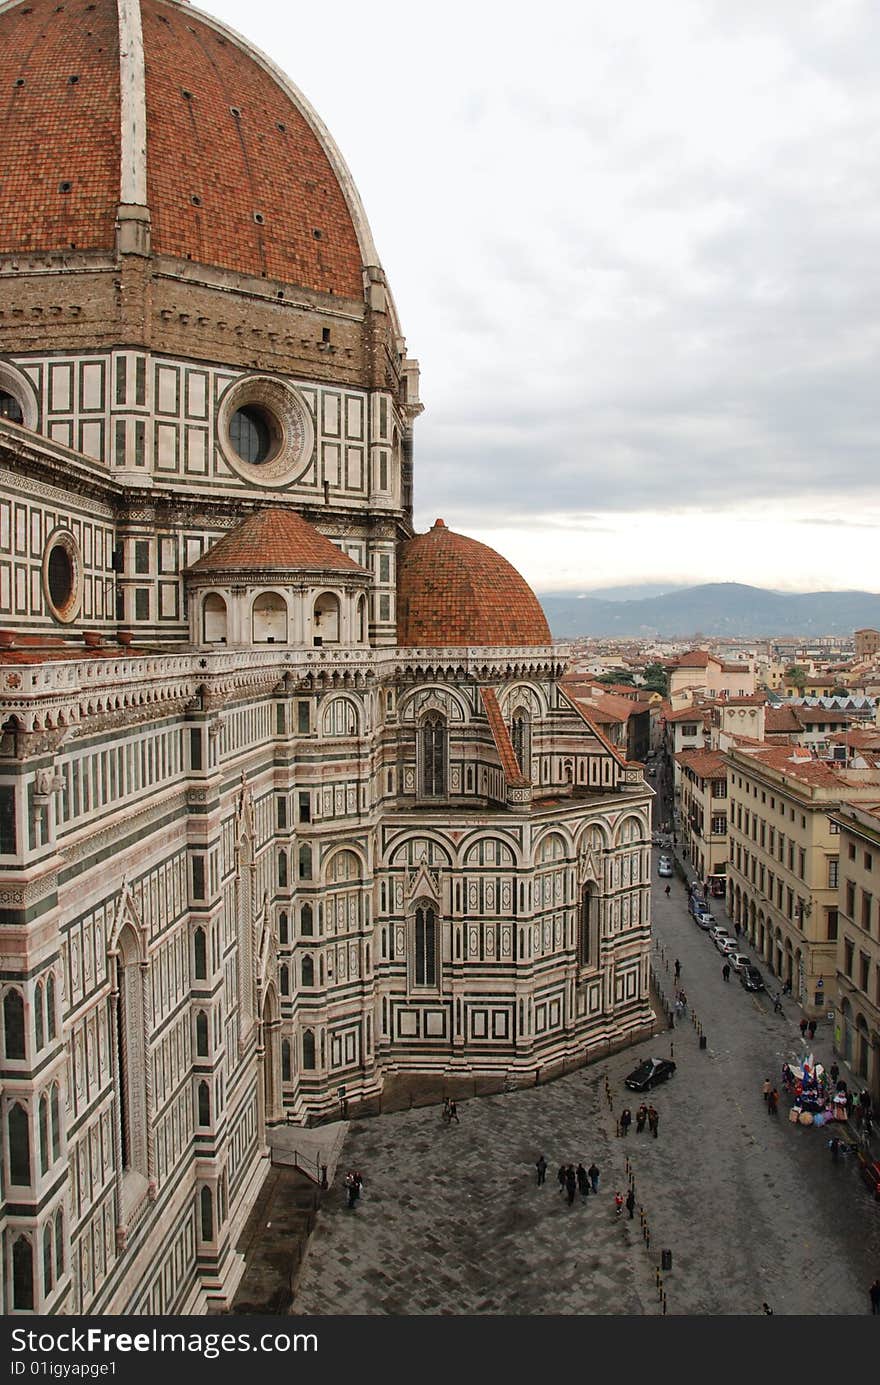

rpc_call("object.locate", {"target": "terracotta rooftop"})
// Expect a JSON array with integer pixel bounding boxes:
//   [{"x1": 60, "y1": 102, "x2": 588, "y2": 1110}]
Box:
[
  {"x1": 396, "y1": 520, "x2": 551, "y2": 648},
  {"x1": 674, "y1": 749, "x2": 728, "y2": 780},
  {"x1": 665, "y1": 705, "x2": 711, "y2": 724},
  {"x1": 558, "y1": 687, "x2": 627, "y2": 768},
  {"x1": 479, "y1": 688, "x2": 529, "y2": 788},
  {"x1": 732, "y1": 745, "x2": 880, "y2": 790},
  {"x1": 187, "y1": 508, "x2": 367, "y2": 575},
  {"x1": 671, "y1": 650, "x2": 714, "y2": 669},
  {"x1": 0, "y1": 0, "x2": 364, "y2": 296},
  {"x1": 792, "y1": 706, "x2": 857, "y2": 725},
  {"x1": 764, "y1": 706, "x2": 801, "y2": 734}
]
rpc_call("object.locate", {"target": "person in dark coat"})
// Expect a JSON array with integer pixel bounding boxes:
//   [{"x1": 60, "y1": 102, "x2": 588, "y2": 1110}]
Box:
[
  {"x1": 636, "y1": 1103, "x2": 648, "y2": 1133},
  {"x1": 767, "y1": 1088, "x2": 779, "y2": 1115},
  {"x1": 565, "y1": 1165, "x2": 577, "y2": 1206},
  {"x1": 577, "y1": 1163, "x2": 590, "y2": 1199},
  {"x1": 829, "y1": 1062, "x2": 840, "y2": 1085},
  {"x1": 620, "y1": 1107, "x2": 632, "y2": 1137},
  {"x1": 625, "y1": 1188, "x2": 636, "y2": 1220},
  {"x1": 870, "y1": 1279, "x2": 880, "y2": 1315},
  {"x1": 799, "y1": 1018, "x2": 808, "y2": 1039},
  {"x1": 557, "y1": 1164, "x2": 567, "y2": 1194},
  {"x1": 674, "y1": 959, "x2": 681, "y2": 980},
  {"x1": 807, "y1": 1020, "x2": 816, "y2": 1040},
  {"x1": 722, "y1": 963, "x2": 731, "y2": 982},
  {"x1": 535, "y1": 1154, "x2": 548, "y2": 1186},
  {"x1": 588, "y1": 1162, "x2": 600, "y2": 1194},
  {"x1": 648, "y1": 1106, "x2": 659, "y2": 1137}
]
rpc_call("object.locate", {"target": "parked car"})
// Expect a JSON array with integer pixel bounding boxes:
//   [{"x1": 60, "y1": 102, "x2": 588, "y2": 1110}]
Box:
[
  {"x1": 727, "y1": 952, "x2": 752, "y2": 973},
  {"x1": 717, "y1": 937, "x2": 739, "y2": 957},
  {"x1": 708, "y1": 925, "x2": 729, "y2": 945},
  {"x1": 624, "y1": 1057, "x2": 677, "y2": 1091},
  {"x1": 740, "y1": 965, "x2": 765, "y2": 992},
  {"x1": 657, "y1": 857, "x2": 673, "y2": 878},
  {"x1": 694, "y1": 913, "x2": 713, "y2": 930},
  {"x1": 688, "y1": 895, "x2": 707, "y2": 918}
]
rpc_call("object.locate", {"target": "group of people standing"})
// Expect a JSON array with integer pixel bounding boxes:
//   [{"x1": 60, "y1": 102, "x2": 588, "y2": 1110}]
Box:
[
  {"x1": 536, "y1": 1157, "x2": 600, "y2": 1204},
  {"x1": 619, "y1": 1104, "x2": 660, "y2": 1137}
]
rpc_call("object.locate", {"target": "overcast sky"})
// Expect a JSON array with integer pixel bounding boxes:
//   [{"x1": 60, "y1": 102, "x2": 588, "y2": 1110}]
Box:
[{"x1": 208, "y1": 0, "x2": 880, "y2": 595}]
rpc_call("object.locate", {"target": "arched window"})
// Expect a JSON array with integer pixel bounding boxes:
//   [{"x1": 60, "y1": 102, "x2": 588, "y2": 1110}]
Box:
[
  {"x1": 50, "y1": 1085, "x2": 60, "y2": 1161},
  {"x1": 302, "y1": 1029, "x2": 316, "y2": 1070},
  {"x1": 413, "y1": 903, "x2": 437, "y2": 987},
  {"x1": 9, "y1": 1102, "x2": 30, "y2": 1184},
  {"x1": 35, "y1": 981, "x2": 44, "y2": 1051},
  {"x1": 277, "y1": 850, "x2": 288, "y2": 888},
  {"x1": 578, "y1": 884, "x2": 599, "y2": 967},
  {"x1": 280, "y1": 964, "x2": 289, "y2": 995},
  {"x1": 196, "y1": 1010, "x2": 209, "y2": 1056},
  {"x1": 39, "y1": 1094, "x2": 50, "y2": 1175},
  {"x1": 43, "y1": 1224, "x2": 53, "y2": 1296},
  {"x1": 3, "y1": 987, "x2": 25, "y2": 1059},
  {"x1": 511, "y1": 708, "x2": 531, "y2": 776},
  {"x1": 421, "y1": 714, "x2": 446, "y2": 797},
  {"x1": 298, "y1": 844, "x2": 312, "y2": 880},
  {"x1": 197, "y1": 1081, "x2": 211, "y2": 1126},
  {"x1": 193, "y1": 927, "x2": 207, "y2": 980},
  {"x1": 300, "y1": 903, "x2": 313, "y2": 935},
  {"x1": 357, "y1": 595, "x2": 367, "y2": 644},
  {"x1": 281, "y1": 1039, "x2": 291, "y2": 1082},
  {"x1": 202, "y1": 593, "x2": 228, "y2": 644},
  {"x1": 12, "y1": 1235, "x2": 33, "y2": 1310},
  {"x1": 312, "y1": 592, "x2": 340, "y2": 644},
  {"x1": 301, "y1": 955, "x2": 314, "y2": 988},
  {"x1": 55, "y1": 1211, "x2": 64, "y2": 1279},
  {"x1": 0, "y1": 390, "x2": 24, "y2": 425},
  {"x1": 279, "y1": 911, "x2": 288, "y2": 944},
  {"x1": 46, "y1": 974, "x2": 56, "y2": 1041},
  {"x1": 252, "y1": 592, "x2": 288, "y2": 644},
  {"x1": 200, "y1": 1186, "x2": 213, "y2": 1241}
]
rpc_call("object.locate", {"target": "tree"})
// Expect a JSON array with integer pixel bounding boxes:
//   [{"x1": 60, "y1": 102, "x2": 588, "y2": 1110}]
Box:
[
  {"x1": 596, "y1": 670, "x2": 634, "y2": 686},
  {"x1": 785, "y1": 664, "x2": 808, "y2": 692},
  {"x1": 640, "y1": 662, "x2": 669, "y2": 696}
]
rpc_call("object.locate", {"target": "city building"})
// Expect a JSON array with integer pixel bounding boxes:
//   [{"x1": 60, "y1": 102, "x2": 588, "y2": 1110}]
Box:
[
  {"x1": 855, "y1": 629, "x2": 880, "y2": 659},
  {"x1": 666, "y1": 650, "x2": 755, "y2": 701},
  {"x1": 674, "y1": 749, "x2": 729, "y2": 895},
  {"x1": 0, "y1": 0, "x2": 653, "y2": 1315},
  {"x1": 832, "y1": 801, "x2": 880, "y2": 1103},
  {"x1": 726, "y1": 745, "x2": 880, "y2": 1014}
]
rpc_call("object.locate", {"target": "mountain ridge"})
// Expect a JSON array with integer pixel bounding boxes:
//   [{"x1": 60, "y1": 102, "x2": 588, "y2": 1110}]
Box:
[{"x1": 538, "y1": 582, "x2": 880, "y2": 638}]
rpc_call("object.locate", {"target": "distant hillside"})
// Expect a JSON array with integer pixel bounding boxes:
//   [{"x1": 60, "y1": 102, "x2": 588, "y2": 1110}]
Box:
[{"x1": 538, "y1": 583, "x2": 880, "y2": 639}]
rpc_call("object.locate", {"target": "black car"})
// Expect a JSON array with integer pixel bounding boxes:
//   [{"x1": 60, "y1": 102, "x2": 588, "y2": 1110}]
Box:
[
  {"x1": 739, "y1": 965, "x2": 765, "y2": 992},
  {"x1": 624, "y1": 1057, "x2": 677, "y2": 1091}
]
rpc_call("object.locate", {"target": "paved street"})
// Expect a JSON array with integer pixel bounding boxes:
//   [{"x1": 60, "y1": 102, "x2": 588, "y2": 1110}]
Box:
[{"x1": 290, "y1": 859, "x2": 880, "y2": 1316}]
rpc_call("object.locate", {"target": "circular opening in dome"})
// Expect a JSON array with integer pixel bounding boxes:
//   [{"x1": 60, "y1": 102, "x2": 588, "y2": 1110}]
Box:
[
  {"x1": 0, "y1": 391, "x2": 24, "y2": 425},
  {"x1": 43, "y1": 530, "x2": 82, "y2": 625},
  {"x1": 229, "y1": 405, "x2": 277, "y2": 466}
]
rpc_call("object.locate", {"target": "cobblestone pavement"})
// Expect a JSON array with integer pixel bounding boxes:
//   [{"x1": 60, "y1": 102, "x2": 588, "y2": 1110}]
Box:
[{"x1": 290, "y1": 861, "x2": 880, "y2": 1316}]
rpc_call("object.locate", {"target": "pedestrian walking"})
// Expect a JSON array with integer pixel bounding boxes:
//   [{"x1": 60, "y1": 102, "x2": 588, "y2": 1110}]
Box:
[
  {"x1": 442, "y1": 1098, "x2": 451, "y2": 1124},
  {"x1": 664, "y1": 884, "x2": 671, "y2": 897},
  {"x1": 678, "y1": 990, "x2": 687, "y2": 1014},
  {"x1": 762, "y1": 1078, "x2": 771, "y2": 1102},
  {"x1": 636, "y1": 1103, "x2": 648, "y2": 1134},
  {"x1": 829, "y1": 1062, "x2": 840, "y2": 1085},
  {"x1": 557, "y1": 1164, "x2": 567, "y2": 1194},
  {"x1": 828, "y1": 1136, "x2": 841, "y2": 1161},
  {"x1": 674, "y1": 959, "x2": 681, "y2": 980},
  {"x1": 588, "y1": 1162, "x2": 600, "y2": 1194},
  {"x1": 734, "y1": 920, "x2": 741, "y2": 938},
  {"x1": 448, "y1": 1100, "x2": 459, "y2": 1123},
  {"x1": 648, "y1": 1106, "x2": 659, "y2": 1138},
  {"x1": 807, "y1": 1020, "x2": 816, "y2": 1040},
  {"x1": 870, "y1": 1280, "x2": 880, "y2": 1315},
  {"x1": 565, "y1": 1164, "x2": 577, "y2": 1206},
  {"x1": 626, "y1": 1188, "x2": 636, "y2": 1220},
  {"x1": 577, "y1": 1163, "x2": 590, "y2": 1199},
  {"x1": 535, "y1": 1154, "x2": 548, "y2": 1186},
  {"x1": 722, "y1": 963, "x2": 731, "y2": 982},
  {"x1": 761, "y1": 1302, "x2": 774, "y2": 1316},
  {"x1": 614, "y1": 1191, "x2": 624, "y2": 1217},
  {"x1": 767, "y1": 1088, "x2": 779, "y2": 1116},
  {"x1": 620, "y1": 1107, "x2": 632, "y2": 1137},
  {"x1": 799, "y1": 1018, "x2": 808, "y2": 1039}
]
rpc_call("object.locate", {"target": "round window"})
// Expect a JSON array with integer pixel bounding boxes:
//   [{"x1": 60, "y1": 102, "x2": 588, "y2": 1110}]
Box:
[
  {"x1": 42, "y1": 530, "x2": 83, "y2": 624},
  {"x1": 217, "y1": 375, "x2": 314, "y2": 488},
  {"x1": 0, "y1": 390, "x2": 24, "y2": 425},
  {"x1": 230, "y1": 404, "x2": 276, "y2": 465}
]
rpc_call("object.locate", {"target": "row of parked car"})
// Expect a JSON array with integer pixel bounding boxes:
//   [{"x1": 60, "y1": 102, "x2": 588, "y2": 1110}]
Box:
[{"x1": 687, "y1": 886, "x2": 766, "y2": 992}]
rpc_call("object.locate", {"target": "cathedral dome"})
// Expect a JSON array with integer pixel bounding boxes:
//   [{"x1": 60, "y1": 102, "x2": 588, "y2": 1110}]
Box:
[
  {"x1": 0, "y1": 0, "x2": 374, "y2": 297},
  {"x1": 396, "y1": 519, "x2": 551, "y2": 648},
  {"x1": 187, "y1": 508, "x2": 368, "y2": 577}
]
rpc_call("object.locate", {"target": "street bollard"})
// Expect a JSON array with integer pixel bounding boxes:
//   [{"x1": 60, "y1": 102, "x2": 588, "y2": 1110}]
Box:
[{"x1": 699, "y1": 1034, "x2": 707, "y2": 1050}]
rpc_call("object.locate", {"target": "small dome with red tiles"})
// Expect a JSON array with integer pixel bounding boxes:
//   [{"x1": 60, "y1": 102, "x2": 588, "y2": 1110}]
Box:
[
  {"x1": 0, "y1": 0, "x2": 373, "y2": 297},
  {"x1": 187, "y1": 508, "x2": 367, "y2": 577},
  {"x1": 397, "y1": 520, "x2": 551, "y2": 648}
]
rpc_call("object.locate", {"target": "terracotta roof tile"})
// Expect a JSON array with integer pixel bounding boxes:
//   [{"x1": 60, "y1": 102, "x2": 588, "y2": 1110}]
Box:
[
  {"x1": 480, "y1": 688, "x2": 529, "y2": 788},
  {"x1": 187, "y1": 508, "x2": 367, "y2": 575},
  {"x1": 397, "y1": 520, "x2": 551, "y2": 648}
]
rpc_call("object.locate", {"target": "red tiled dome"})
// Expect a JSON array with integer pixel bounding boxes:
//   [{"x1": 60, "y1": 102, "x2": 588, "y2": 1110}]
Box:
[
  {"x1": 187, "y1": 508, "x2": 367, "y2": 576},
  {"x1": 0, "y1": 0, "x2": 366, "y2": 296},
  {"x1": 397, "y1": 520, "x2": 551, "y2": 648}
]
